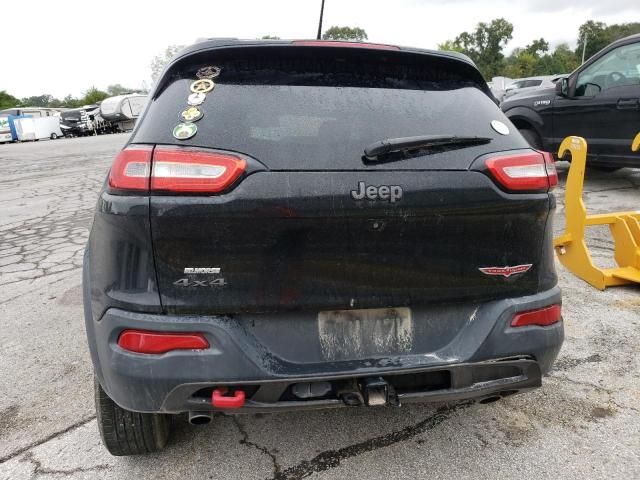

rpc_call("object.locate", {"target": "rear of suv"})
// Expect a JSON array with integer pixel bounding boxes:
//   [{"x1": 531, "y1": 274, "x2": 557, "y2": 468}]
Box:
[{"x1": 83, "y1": 39, "x2": 563, "y2": 456}]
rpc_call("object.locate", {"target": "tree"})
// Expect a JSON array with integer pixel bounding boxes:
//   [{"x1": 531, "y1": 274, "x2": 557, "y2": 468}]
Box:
[
  {"x1": 62, "y1": 94, "x2": 82, "y2": 108},
  {"x1": 150, "y1": 45, "x2": 185, "y2": 82},
  {"x1": 437, "y1": 40, "x2": 465, "y2": 54},
  {"x1": 322, "y1": 26, "x2": 368, "y2": 41},
  {"x1": 445, "y1": 18, "x2": 514, "y2": 79},
  {"x1": 0, "y1": 90, "x2": 19, "y2": 110},
  {"x1": 19, "y1": 94, "x2": 54, "y2": 107},
  {"x1": 524, "y1": 38, "x2": 549, "y2": 56},
  {"x1": 82, "y1": 87, "x2": 109, "y2": 105},
  {"x1": 576, "y1": 21, "x2": 640, "y2": 61}
]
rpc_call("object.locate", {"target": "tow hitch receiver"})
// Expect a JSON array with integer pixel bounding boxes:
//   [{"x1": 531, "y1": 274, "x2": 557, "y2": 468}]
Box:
[
  {"x1": 360, "y1": 377, "x2": 399, "y2": 407},
  {"x1": 211, "y1": 387, "x2": 246, "y2": 409}
]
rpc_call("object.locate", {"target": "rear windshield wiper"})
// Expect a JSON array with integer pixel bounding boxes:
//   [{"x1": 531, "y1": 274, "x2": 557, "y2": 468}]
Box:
[{"x1": 363, "y1": 135, "x2": 492, "y2": 163}]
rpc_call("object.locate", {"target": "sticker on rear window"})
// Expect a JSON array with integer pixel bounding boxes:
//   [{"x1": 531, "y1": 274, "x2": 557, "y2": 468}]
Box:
[
  {"x1": 196, "y1": 65, "x2": 222, "y2": 79},
  {"x1": 190, "y1": 78, "x2": 215, "y2": 94},
  {"x1": 173, "y1": 122, "x2": 197, "y2": 140},
  {"x1": 180, "y1": 106, "x2": 203, "y2": 123}
]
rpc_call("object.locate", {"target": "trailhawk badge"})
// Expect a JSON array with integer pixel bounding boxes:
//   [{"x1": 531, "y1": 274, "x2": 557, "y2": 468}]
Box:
[{"x1": 479, "y1": 264, "x2": 532, "y2": 277}]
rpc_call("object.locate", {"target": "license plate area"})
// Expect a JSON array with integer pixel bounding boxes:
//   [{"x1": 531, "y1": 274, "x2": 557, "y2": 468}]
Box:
[{"x1": 317, "y1": 307, "x2": 414, "y2": 361}]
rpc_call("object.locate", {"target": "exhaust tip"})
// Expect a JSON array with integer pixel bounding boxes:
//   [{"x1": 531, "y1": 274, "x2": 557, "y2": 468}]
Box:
[{"x1": 188, "y1": 411, "x2": 213, "y2": 425}]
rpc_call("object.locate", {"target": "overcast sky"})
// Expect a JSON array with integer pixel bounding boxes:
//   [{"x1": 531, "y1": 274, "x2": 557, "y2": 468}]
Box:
[{"x1": 3, "y1": 0, "x2": 639, "y2": 98}]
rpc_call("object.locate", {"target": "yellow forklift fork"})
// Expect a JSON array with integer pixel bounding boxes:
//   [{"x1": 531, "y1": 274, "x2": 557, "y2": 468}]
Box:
[{"x1": 553, "y1": 134, "x2": 640, "y2": 290}]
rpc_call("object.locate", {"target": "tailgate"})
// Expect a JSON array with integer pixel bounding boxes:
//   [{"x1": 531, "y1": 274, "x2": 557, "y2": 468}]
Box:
[{"x1": 151, "y1": 170, "x2": 549, "y2": 314}]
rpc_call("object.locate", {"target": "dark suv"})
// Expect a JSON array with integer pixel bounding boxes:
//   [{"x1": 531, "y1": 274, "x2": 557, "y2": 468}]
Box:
[
  {"x1": 502, "y1": 34, "x2": 640, "y2": 169},
  {"x1": 83, "y1": 39, "x2": 563, "y2": 456}
]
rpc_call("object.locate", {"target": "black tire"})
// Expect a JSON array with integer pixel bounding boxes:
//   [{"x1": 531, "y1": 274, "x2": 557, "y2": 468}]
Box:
[
  {"x1": 50, "y1": 133, "x2": 58, "y2": 140},
  {"x1": 519, "y1": 128, "x2": 542, "y2": 150},
  {"x1": 95, "y1": 378, "x2": 171, "y2": 456}
]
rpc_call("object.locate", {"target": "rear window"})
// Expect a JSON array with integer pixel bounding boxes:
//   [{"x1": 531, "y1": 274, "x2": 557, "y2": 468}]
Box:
[{"x1": 133, "y1": 48, "x2": 523, "y2": 169}]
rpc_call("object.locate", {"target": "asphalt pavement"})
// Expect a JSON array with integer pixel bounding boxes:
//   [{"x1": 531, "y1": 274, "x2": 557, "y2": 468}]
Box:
[{"x1": 0, "y1": 134, "x2": 638, "y2": 479}]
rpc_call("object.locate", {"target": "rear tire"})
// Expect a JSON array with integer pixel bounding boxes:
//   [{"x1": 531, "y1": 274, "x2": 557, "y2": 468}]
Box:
[
  {"x1": 50, "y1": 133, "x2": 58, "y2": 140},
  {"x1": 94, "y1": 378, "x2": 171, "y2": 456},
  {"x1": 519, "y1": 128, "x2": 542, "y2": 150}
]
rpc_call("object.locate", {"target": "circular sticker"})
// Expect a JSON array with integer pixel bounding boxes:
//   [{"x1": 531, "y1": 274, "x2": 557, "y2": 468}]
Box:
[
  {"x1": 197, "y1": 66, "x2": 222, "y2": 79},
  {"x1": 190, "y1": 78, "x2": 215, "y2": 94},
  {"x1": 173, "y1": 122, "x2": 198, "y2": 140},
  {"x1": 187, "y1": 92, "x2": 206, "y2": 106},
  {"x1": 491, "y1": 120, "x2": 510, "y2": 135},
  {"x1": 180, "y1": 106, "x2": 203, "y2": 122}
]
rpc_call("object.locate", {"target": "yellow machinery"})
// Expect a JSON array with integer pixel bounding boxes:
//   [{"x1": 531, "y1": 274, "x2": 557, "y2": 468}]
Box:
[{"x1": 553, "y1": 134, "x2": 640, "y2": 290}]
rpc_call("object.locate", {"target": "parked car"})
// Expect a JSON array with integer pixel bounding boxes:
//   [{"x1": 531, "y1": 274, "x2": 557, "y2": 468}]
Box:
[
  {"x1": 502, "y1": 34, "x2": 640, "y2": 169},
  {"x1": 503, "y1": 75, "x2": 566, "y2": 100},
  {"x1": 488, "y1": 76, "x2": 514, "y2": 102},
  {"x1": 84, "y1": 38, "x2": 563, "y2": 456}
]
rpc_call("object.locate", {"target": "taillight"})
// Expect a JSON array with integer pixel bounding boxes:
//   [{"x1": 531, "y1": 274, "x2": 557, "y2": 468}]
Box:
[
  {"x1": 151, "y1": 147, "x2": 246, "y2": 193},
  {"x1": 108, "y1": 145, "x2": 152, "y2": 191},
  {"x1": 118, "y1": 329, "x2": 209, "y2": 354},
  {"x1": 292, "y1": 40, "x2": 399, "y2": 50},
  {"x1": 485, "y1": 151, "x2": 554, "y2": 192},
  {"x1": 542, "y1": 151, "x2": 558, "y2": 190},
  {"x1": 107, "y1": 145, "x2": 247, "y2": 194},
  {"x1": 511, "y1": 304, "x2": 561, "y2": 328}
]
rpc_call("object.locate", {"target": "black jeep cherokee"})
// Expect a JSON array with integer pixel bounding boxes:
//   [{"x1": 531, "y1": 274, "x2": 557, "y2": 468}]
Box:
[{"x1": 83, "y1": 39, "x2": 563, "y2": 456}]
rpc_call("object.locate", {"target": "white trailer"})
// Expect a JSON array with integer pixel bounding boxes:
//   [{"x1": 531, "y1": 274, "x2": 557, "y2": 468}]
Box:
[
  {"x1": 14, "y1": 116, "x2": 63, "y2": 141},
  {"x1": 100, "y1": 94, "x2": 147, "y2": 131}
]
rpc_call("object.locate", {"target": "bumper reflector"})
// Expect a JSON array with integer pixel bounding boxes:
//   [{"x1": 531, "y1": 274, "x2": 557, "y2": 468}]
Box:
[
  {"x1": 118, "y1": 330, "x2": 209, "y2": 354},
  {"x1": 511, "y1": 304, "x2": 561, "y2": 328}
]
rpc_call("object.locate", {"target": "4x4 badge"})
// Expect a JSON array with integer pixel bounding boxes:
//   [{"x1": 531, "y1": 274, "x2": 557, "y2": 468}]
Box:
[{"x1": 479, "y1": 264, "x2": 532, "y2": 277}]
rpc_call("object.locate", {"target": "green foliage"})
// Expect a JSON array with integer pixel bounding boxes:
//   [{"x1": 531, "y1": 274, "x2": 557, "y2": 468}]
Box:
[
  {"x1": 0, "y1": 90, "x2": 19, "y2": 110},
  {"x1": 82, "y1": 87, "x2": 109, "y2": 105},
  {"x1": 577, "y1": 21, "x2": 640, "y2": 61},
  {"x1": 322, "y1": 26, "x2": 368, "y2": 41},
  {"x1": 150, "y1": 45, "x2": 185, "y2": 82},
  {"x1": 447, "y1": 18, "x2": 514, "y2": 79},
  {"x1": 437, "y1": 40, "x2": 465, "y2": 54}
]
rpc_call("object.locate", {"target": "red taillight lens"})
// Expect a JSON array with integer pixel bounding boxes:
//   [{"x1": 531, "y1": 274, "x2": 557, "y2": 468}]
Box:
[
  {"x1": 485, "y1": 152, "x2": 553, "y2": 192},
  {"x1": 542, "y1": 151, "x2": 558, "y2": 190},
  {"x1": 108, "y1": 146, "x2": 152, "y2": 191},
  {"x1": 292, "y1": 40, "x2": 399, "y2": 50},
  {"x1": 118, "y1": 330, "x2": 209, "y2": 354},
  {"x1": 511, "y1": 304, "x2": 561, "y2": 328},
  {"x1": 151, "y1": 147, "x2": 246, "y2": 193}
]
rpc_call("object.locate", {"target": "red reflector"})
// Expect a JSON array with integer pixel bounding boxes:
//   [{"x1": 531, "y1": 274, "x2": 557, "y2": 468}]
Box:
[
  {"x1": 511, "y1": 304, "x2": 561, "y2": 328},
  {"x1": 151, "y1": 147, "x2": 246, "y2": 193},
  {"x1": 486, "y1": 152, "x2": 551, "y2": 192},
  {"x1": 108, "y1": 146, "x2": 152, "y2": 191},
  {"x1": 118, "y1": 330, "x2": 209, "y2": 354},
  {"x1": 292, "y1": 40, "x2": 400, "y2": 51}
]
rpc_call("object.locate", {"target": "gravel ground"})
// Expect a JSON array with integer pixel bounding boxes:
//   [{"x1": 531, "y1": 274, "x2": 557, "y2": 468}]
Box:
[{"x1": 0, "y1": 134, "x2": 638, "y2": 479}]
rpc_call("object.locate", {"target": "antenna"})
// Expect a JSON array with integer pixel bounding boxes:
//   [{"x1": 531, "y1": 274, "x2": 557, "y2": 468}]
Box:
[{"x1": 316, "y1": 0, "x2": 326, "y2": 40}]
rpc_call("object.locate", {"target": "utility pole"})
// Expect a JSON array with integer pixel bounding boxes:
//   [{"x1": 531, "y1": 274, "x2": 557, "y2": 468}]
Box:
[
  {"x1": 581, "y1": 34, "x2": 588, "y2": 64},
  {"x1": 316, "y1": 0, "x2": 325, "y2": 40}
]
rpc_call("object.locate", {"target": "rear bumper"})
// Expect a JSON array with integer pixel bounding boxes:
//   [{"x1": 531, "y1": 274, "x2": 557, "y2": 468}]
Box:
[{"x1": 85, "y1": 287, "x2": 563, "y2": 413}]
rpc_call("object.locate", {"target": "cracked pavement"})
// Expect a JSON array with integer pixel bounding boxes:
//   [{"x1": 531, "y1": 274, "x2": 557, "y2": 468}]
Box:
[{"x1": 1, "y1": 135, "x2": 639, "y2": 479}]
